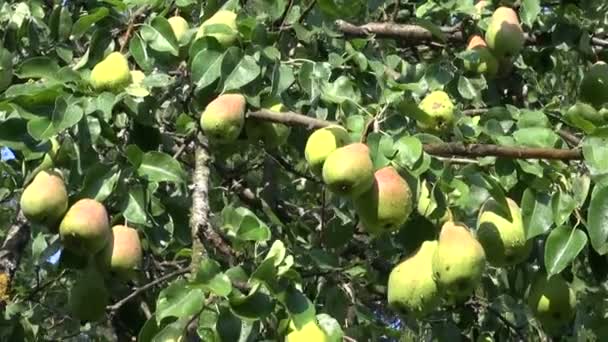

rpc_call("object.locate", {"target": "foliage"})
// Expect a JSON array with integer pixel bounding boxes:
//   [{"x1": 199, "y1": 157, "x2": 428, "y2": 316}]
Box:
[{"x1": 1, "y1": 0, "x2": 608, "y2": 341}]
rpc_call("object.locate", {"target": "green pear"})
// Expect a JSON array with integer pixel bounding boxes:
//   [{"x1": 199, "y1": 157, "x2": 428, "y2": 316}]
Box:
[
  {"x1": 527, "y1": 274, "x2": 576, "y2": 336},
  {"x1": 304, "y1": 125, "x2": 350, "y2": 176},
  {"x1": 69, "y1": 268, "x2": 109, "y2": 322},
  {"x1": 432, "y1": 222, "x2": 486, "y2": 301},
  {"x1": 168, "y1": 16, "x2": 189, "y2": 43},
  {"x1": 0, "y1": 47, "x2": 12, "y2": 92},
  {"x1": 580, "y1": 62, "x2": 608, "y2": 109},
  {"x1": 322, "y1": 143, "x2": 374, "y2": 198},
  {"x1": 354, "y1": 166, "x2": 413, "y2": 235},
  {"x1": 97, "y1": 225, "x2": 143, "y2": 279},
  {"x1": 417, "y1": 90, "x2": 455, "y2": 132},
  {"x1": 417, "y1": 179, "x2": 452, "y2": 225},
  {"x1": 477, "y1": 197, "x2": 533, "y2": 267},
  {"x1": 285, "y1": 320, "x2": 329, "y2": 342},
  {"x1": 200, "y1": 93, "x2": 246, "y2": 142},
  {"x1": 59, "y1": 199, "x2": 111, "y2": 256},
  {"x1": 245, "y1": 100, "x2": 291, "y2": 149},
  {"x1": 20, "y1": 170, "x2": 68, "y2": 229},
  {"x1": 195, "y1": 10, "x2": 238, "y2": 47},
  {"x1": 485, "y1": 7, "x2": 525, "y2": 58},
  {"x1": 464, "y1": 35, "x2": 498, "y2": 78},
  {"x1": 90, "y1": 52, "x2": 131, "y2": 92},
  {"x1": 387, "y1": 240, "x2": 441, "y2": 318}
]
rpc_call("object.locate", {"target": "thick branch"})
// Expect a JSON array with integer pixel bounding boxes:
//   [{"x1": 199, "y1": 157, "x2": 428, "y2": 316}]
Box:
[
  {"x1": 0, "y1": 211, "x2": 30, "y2": 308},
  {"x1": 190, "y1": 139, "x2": 211, "y2": 271}
]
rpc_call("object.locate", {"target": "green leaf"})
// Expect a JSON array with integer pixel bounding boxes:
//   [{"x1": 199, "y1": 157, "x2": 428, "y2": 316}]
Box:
[
  {"x1": 27, "y1": 97, "x2": 84, "y2": 141},
  {"x1": 587, "y1": 185, "x2": 608, "y2": 254},
  {"x1": 520, "y1": 0, "x2": 541, "y2": 27},
  {"x1": 317, "y1": 313, "x2": 344, "y2": 342},
  {"x1": 521, "y1": 188, "x2": 553, "y2": 239},
  {"x1": 156, "y1": 280, "x2": 205, "y2": 323},
  {"x1": 252, "y1": 0, "x2": 287, "y2": 20},
  {"x1": 457, "y1": 75, "x2": 477, "y2": 100},
  {"x1": 130, "y1": 34, "x2": 155, "y2": 72},
  {"x1": 123, "y1": 185, "x2": 149, "y2": 225},
  {"x1": 191, "y1": 49, "x2": 224, "y2": 89},
  {"x1": 71, "y1": 7, "x2": 109, "y2": 39},
  {"x1": 140, "y1": 17, "x2": 180, "y2": 56},
  {"x1": 229, "y1": 287, "x2": 275, "y2": 320},
  {"x1": 80, "y1": 163, "x2": 120, "y2": 202},
  {"x1": 223, "y1": 55, "x2": 261, "y2": 92},
  {"x1": 15, "y1": 57, "x2": 60, "y2": 80},
  {"x1": 137, "y1": 151, "x2": 187, "y2": 184},
  {"x1": 513, "y1": 127, "x2": 559, "y2": 148},
  {"x1": 582, "y1": 136, "x2": 608, "y2": 179},
  {"x1": 551, "y1": 190, "x2": 576, "y2": 227},
  {"x1": 194, "y1": 259, "x2": 233, "y2": 297},
  {"x1": 544, "y1": 226, "x2": 587, "y2": 277}
]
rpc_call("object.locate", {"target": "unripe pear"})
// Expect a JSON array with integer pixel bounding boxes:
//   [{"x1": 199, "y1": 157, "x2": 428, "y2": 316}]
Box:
[
  {"x1": 20, "y1": 170, "x2": 68, "y2": 229},
  {"x1": 387, "y1": 241, "x2": 441, "y2": 317},
  {"x1": 245, "y1": 100, "x2": 291, "y2": 149},
  {"x1": 322, "y1": 143, "x2": 374, "y2": 198},
  {"x1": 432, "y1": 222, "x2": 486, "y2": 301},
  {"x1": 477, "y1": 197, "x2": 532, "y2": 267},
  {"x1": 485, "y1": 7, "x2": 525, "y2": 58},
  {"x1": 285, "y1": 320, "x2": 329, "y2": 342},
  {"x1": 195, "y1": 10, "x2": 238, "y2": 47},
  {"x1": 97, "y1": 225, "x2": 143, "y2": 279},
  {"x1": 354, "y1": 167, "x2": 413, "y2": 235},
  {"x1": 59, "y1": 199, "x2": 111, "y2": 256},
  {"x1": 580, "y1": 62, "x2": 608, "y2": 109},
  {"x1": 200, "y1": 93, "x2": 246, "y2": 142},
  {"x1": 527, "y1": 274, "x2": 576, "y2": 336},
  {"x1": 464, "y1": 35, "x2": 498, "y2": 78},
  {"x1": 168, "y1": 16, "x2": 189, "y2": 43},
  {"x1": 417, "y1": 91, "x2": 455, "y2": 132},
  {"x1": 90, "y1": 52, "x2": 131, "y2": 92},
  {"x1": 417, "y1": 179, "x2": 452, "y2": 225},
  {"x1": 304, "y1": 125, "x2": 350, "y2": 176},
  {"x1": 69, "y1": 268, "x2": 109, "y2": 322}
]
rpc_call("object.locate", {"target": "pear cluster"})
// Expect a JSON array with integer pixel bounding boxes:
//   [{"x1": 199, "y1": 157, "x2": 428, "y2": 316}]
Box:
[
  {"x1": 20, "y1": 168, "x2": 142, "y2": 322},
  {"x1": 463, "y1": 5, "x2": 525, "y2": 78},
  {"x1": 304, "y1": 126, "x2": 413, "y2": 235}
]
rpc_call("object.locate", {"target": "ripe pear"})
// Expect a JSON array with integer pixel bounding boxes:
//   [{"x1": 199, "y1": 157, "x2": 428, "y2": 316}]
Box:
[
  {"x1": 432, "y1": 222, "x2": 486, "y2": 301},
  {"x1": 195, "y1": 10, "x2": 238, "y2": 47},
  {"x1": 477, "y1": 197, "x2": 533, "y2": 267},
  {"x1": 527, "y1": 274, "x2": 576, "y2": 336},
  {"x1": 20, "y1": 170, "x2": 68, "y2": 229},
  {"x1": 464, "y1": 35, "x2": 498, "y2": 78},
  {"x1": 387, "y1": 240, "x2": 441, "y2": 317},
  {"x1": 200, "y1": 93, "x2": 246, "y2": 142},
  {"x1": 97, "y1": 225, "x2": 143, "y2": 279},
  {"x1": 322, "y1": 143, "x2": 374, "y2": 198},
  {"x1": 417, "y1": 179, "x2": 452, "y2": 225},
  {"x1": 90, "y1": 52, "x2": 131, "y2": 92},
  {"x1": 59, "y1": 199, "x2": 111, "y2": 256},
  {"x1": 168, "y1": 16, "x2": 189, "y2": 43},
  {"x1": 245, "y1": 100, "x2": 291, "y2": 149},
  {"x1": 304, "y1": 125, "x2": 350, "y2": 176},
  {"x1": 485, "y1": 7, "x2": 525, "y2": 58},
  {"x1": 285, "y1": 320, "x2": 329, "y2": 342},
  {"x1": 354, "y1": 167, "x2": 413, "y2": 235},
  {"x1": 417, "y1": 90, "x2": 455, "y2": 132},
  {"x1": 69, "y1": 268, "x2": 109, "y2": 322},
  {"x1": 580, "y1": 61, "x2": 608, "y2": 109}
]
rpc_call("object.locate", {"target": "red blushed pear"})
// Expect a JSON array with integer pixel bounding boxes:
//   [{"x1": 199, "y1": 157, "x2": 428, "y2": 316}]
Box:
[
  {"x1": 97, "y1": 225, "x2": 143, "y2": 280},
  {"x1": 354, "y1": 166, "x2": 413, "y2": 235},
  {"x1": 59, "y1": 199, "x2": 111, "y2": 256},
  {"x1": 485, "y1": 7, "x2": 525, "y2": 58},
  {"x1": 20, "y1": 170, "x2": 68, "y2": 230},
  {"x1": 322, "y1": 143, "x2": 374, "y2": 198},
  {"x1": 200, "y1": 93, "x2": 246, "y2": 142}
]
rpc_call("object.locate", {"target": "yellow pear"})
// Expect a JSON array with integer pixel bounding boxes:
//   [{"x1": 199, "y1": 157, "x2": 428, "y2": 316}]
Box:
[
  {"x1": 168, "y1": 16, "x2": 189, "y2": 43},
  {"x1": 96, "y1": 225, "x2": 143, "y2": 280},
  {"x1": 304, "y1": 125, "x2": 350, "y2": 176},
  {"x1": 90, "y1": 52, "x2": 131, "y2": 92},
  {"x1": 527, "y1": 274, "x2": 576, "y2": 336},
  {"x1": 195, "y1": 10, "x2": 238, "y2": 47},
  {"x1": 417, "y1": 91, "x2": 455, "y2": 132},
  {"x1": 20, "y1": 170, "x2": 68, "y2": 230},
  {"x1": 485, "y1": 7, "x2": 525, "y2": 58},
  {"x1": 285, "y1": 320, "x2": 329, "y2": 342},
  {"x1": 322, "y1": 143, "x2": 374, "y2": 197}
]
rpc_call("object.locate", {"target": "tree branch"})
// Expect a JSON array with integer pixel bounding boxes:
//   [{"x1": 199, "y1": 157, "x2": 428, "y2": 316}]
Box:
[
  {"x1": 0, "y1": 211, "x2": 30, "y2": 309},
  {"x1": 189, "y1": 139, "x2": 211, "y2": 272}
]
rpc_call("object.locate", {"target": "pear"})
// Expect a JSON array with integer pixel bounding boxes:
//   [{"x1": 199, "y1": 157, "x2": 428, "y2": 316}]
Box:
[
  {"x1": 20, "y1": 170, "x2": 68, "y2": 229},
  {"x1": 285, "y1": 320, "x2": 329, "y2": 342},
  {"x1": 245, "y1": 100, "x2": 291, "y2": 149},
  {"x1": 59, "y1": 199, "x2": 111, "y2": 256},
  {"x1": 304, "y1": 125, "x2": 350, "y2": 176},
  {"x1": 477, "y1": 197, "x2": 533, "y2": 267},
  {"x1": 322, "y1": 143, "x2": 374, "y2": 198},
  {"x1": 387, "y1": 241, "x2": 441, "y2": 317},
  {"x1": 485, "y1": 7, "x2": 525, "y2": 58},
  {"x1": 69, "y1": 268, "x2": 109, "y2": 322},
  {"x1": 580, "y1": 61, "x2": 608, "y2": 109},
  {"x1": 417, "y1": 179, "x2": 452, "y2": 225},
  {"x1": 168, "y1": 16, "x2": 189, "y2": 43},
  {"x1": 432, "y1": 222, "x2": 486, "y2": 301},
  {"x1": 195, "y1": 10, "x2": 238, "y2": 47},
  {"x1": 97, "y1": 225, "x2": 143, "y2": 279},
  {"x1": 200, "y1": 93, "x2": 246, "y2": 142},
  {"x1": 464, "y1": 35, "x2": 498, "y2": 78},
  {"x1": 417, "y1": 90, "x2": 455, "y2": 132},
  {"x1": 90, "y1": 52, "x2": 131, "y2": 92},
  {"x1": 527, "y1": 274, "x2": 576, "y2": 336},
  {"x1": 354, "y1": 166, "x2": 413, "y2": 235},
  {"x1": 0, "y1": 47, "x2": 13, "y2": 92}
]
